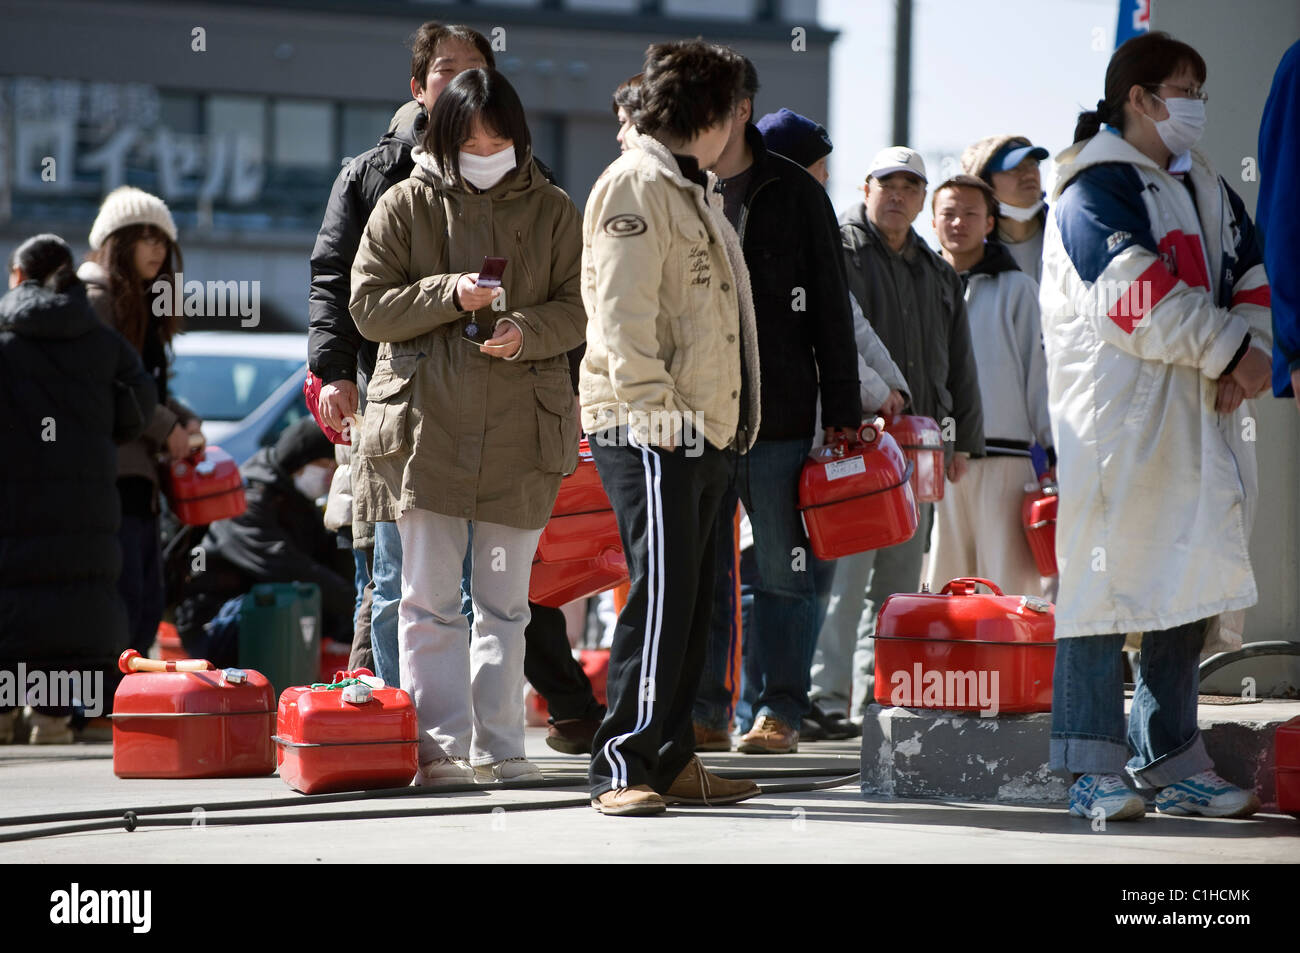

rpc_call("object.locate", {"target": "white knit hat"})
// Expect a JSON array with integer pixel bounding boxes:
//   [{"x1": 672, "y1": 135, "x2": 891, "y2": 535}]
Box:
[{"x1": 88, "y1": 186, "x2": 178, "y2": 251}]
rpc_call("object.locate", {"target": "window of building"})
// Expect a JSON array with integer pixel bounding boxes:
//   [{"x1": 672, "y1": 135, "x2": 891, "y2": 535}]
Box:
[
  {"x1": 272, "y1": 99, "x2": 334, "y2": 169},
  {"x1": 341, "y1": 102, "x2": 401, "y2": 162}
]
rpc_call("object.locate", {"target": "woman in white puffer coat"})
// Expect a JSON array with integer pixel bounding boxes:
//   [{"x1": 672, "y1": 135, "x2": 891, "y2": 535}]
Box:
[{"x1": 1040, "y1": 32, "x2": 1272, "y2": 822}]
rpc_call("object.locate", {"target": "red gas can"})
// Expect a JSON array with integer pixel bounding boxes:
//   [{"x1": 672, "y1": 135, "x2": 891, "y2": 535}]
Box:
[
  {"x1": 884, "y1": 415, "x2": 945, "y2": 503},
  {"x1": 112, "y1": 653, "x2": 275, "y2": 779},
  {"x1": 1022, "y1": 482, "x2": 1059, "y2": 576},
  {"x1": 166, "y1": 446, "x2": 247, "y2": 526},
  {"x1": 275, "y1": 669, "x2": 418, "y2": 795},
  {"x1": 1276, "y1": 716, "x2": 1300, "y2": 816},
  {"x1": 798, "y1": 419, "x2": 918, "y2": 560},
  {"x1": 529, "y1": 438, "x2": 628, "y2": 607},
  {"x1": 874, "y1": 577, "x2": 1056, "y2": 714}
]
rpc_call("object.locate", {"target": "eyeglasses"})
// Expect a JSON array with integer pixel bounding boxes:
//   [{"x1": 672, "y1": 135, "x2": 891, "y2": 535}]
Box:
[{"x1": 1147, "y1": 82, "x2": 1209, "y2": 103}]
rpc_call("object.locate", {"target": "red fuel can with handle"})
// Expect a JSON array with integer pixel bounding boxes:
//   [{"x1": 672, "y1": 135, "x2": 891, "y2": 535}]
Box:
[
  {"x1": 1022, "y1": 482, "x2": 1059, "y2": 576},
  {"x1": 798, "y1": 418, "x2": 918, "y2": 560},
  {"x1": 873, "y1": 577, "x2": 1056, "y2": 714},
  {"x1": 166, "y1": 445, "x2": 247, "y2": 526},
  {"x1": 275, "y1": 669, "x2": 418, "y2": 794},
  {"x1": 529, "y1": 437, "x2": 629, "y2": 607},
  {"x1": 1276, "y1": 716, "x2": 1300, "y2": 817},
  {"x1": 884, "y1": 414, "x2": 945, "y2": 503},
  {"x1": 112, "y1": 650, "x2": 276, "y2": 779}
]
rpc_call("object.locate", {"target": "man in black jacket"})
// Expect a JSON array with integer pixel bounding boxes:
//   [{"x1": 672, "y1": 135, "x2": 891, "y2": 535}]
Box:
[
  {"x1": 307, "y1": 20, "x2": 604, "y2": 754},
  {"x1": 692, "y1": 54, "x2": 862, "y2": 755},
  {"x1": 816, "y1": 146, "x2": 985, "y2": 720}
]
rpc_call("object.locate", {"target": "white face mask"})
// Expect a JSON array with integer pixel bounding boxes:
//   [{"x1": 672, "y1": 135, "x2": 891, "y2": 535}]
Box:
[
  {"x1": 294, "y1": 463, "x2": 333, "y2": 503},
  {"x1": 458, "y1": 145, "x2": 517, "y2": 190},
  {"x1": 1146, "y1": 94, "x2": 1207, "y2": 156},
  {"x1": 998, "y1": 199, "x2": 1044, "y2": 222}
]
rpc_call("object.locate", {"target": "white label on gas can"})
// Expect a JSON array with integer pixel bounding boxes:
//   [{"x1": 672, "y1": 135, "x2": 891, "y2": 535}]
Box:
[{"x1": 825, "y1": 456, "x2": 867, "y2": 481}]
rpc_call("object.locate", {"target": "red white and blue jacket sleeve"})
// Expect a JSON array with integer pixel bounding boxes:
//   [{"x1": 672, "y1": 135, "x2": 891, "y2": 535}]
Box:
[{"x1": 1054, "y1": 163, "x2": 1252, "y2": 378}]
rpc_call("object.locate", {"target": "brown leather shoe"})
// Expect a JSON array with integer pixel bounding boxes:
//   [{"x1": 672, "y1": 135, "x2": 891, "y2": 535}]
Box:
[
  {"x1": 693, "y1": 722, "x2": 731, "y2": 752},
  {"x1": 737, "y1": 714, "x2": 799, "y2": 754},
  {"x1": 663, "y1": 756, "x2": 760, "y2": 806},
  {"x1": 591, "y1": 784, "x2": 667, "y2": 816},
  {"x1": 545, "y1": 718, "x2": 600, "y2": 756}
]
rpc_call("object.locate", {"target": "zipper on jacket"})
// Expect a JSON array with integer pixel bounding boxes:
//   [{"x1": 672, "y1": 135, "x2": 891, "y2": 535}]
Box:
[
  {"x1": 737, "y1": 178, "x2": 774, "y2": 245},
  {"x1": 515, "y1": 230, "x2": 535, "y2": 291}
]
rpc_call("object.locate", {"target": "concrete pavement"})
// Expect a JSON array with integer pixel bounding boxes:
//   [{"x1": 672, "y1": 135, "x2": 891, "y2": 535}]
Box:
[{"x1": 1, "y1": 731, "x2": 1296, "y2": 863}]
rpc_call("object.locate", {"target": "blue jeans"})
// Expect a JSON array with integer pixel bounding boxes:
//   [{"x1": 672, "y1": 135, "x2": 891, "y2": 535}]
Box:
[
  {"x1": 352, "y1": 547, "x2": 370, "y2": 632},
  {"x1": 1049, "y1": 619, "x2": 1214, "y2": 789},
  {"x1": 695, "y1": 437, "x2": 819, "y2": 732},
  {"x1": 733, "y1": 543, "x2": 835, "y2": 734},
  {"x1": 370, "y1": 521, "x2": 403, "y2": 687}
]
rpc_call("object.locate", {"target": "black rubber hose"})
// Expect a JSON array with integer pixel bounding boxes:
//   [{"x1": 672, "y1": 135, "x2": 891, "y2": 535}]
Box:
[
  {"x1": 0, "y1": 764, "x2": 853, "y2": 828},
  {"x1": 0, "y1": 771, "x2": 863, "y2": 844},
  {"x1": 1199, "y1": 640, "x2": 1300, "y2": 682}
]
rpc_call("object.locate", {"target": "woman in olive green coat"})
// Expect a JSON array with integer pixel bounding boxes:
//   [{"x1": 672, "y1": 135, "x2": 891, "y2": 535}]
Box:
[{"x1": 350, "y1": 68, "x2": 585, "y2": 785}]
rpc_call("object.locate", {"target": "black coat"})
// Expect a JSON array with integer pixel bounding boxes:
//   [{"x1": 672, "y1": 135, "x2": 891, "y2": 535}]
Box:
[
  {"x1": 735, "y1": 123, "x2": 861, "y2": 440},
  {"x1": 0, "y1": 280, "x2": 156, "y2": 671}
]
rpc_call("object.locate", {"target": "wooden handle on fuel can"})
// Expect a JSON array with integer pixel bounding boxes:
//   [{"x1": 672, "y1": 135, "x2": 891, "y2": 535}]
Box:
[{"x1": 118, "y1": 649, "x2": 214, "y2": 674}]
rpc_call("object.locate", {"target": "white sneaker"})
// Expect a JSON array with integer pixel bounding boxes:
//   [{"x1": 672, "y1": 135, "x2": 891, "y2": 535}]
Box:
[
  {"x1": 474, "y1": 758, "x2": 543, "y2": 784},
  {"x1": 1067, "y1": 773, "x2": 1146, "y2": 821},
  {"x1": 1155, "y1": 770, "x2": 1261, "y2": 818},
  {"x1": 413, "y1": 757, "x2": 476, "y2": 787}
]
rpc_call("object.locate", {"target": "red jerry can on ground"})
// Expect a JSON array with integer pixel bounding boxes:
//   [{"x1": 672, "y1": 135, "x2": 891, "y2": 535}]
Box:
[
  {"x1": 526, "y1": 649, "x2": 610, "y2": 726},
  {"x1": 111, "y1": 650, "x2": 276, "y2": 778},
  {"x1": 529, "y1": 438, "x2": 629, "y2": 607},
  {"x1": 1022, "y1": 482, "x2": 1059, "y2": 577},
  {"x1": 165, "y1": 446, "x2": 247, "y2": 526},
  {"x1": 884, "y1": 414, "x2": 945, "y2": 503},
  {"x1": 1276, "y1": 716, "x2": 1300, "y2": 817},
  {"x1": 874, "y1": 577, "x2": 1056, "y2": 714},
  {"x1": 798, "y1": 418, "x2": 918, "y2": 560},
  {"x1": 275, "y1": 669, "x2": 418, "y2": 794}
]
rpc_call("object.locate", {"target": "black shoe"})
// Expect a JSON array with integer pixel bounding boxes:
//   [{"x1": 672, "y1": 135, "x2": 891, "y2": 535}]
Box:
[
  {"x1": 545, "y1": 718, "x2": 601, "y2": 756},
  {"x1": 800, "y1": 716, "x2": 827, "y2": 741},
  {"x1": 807, "y1": 703, "x2": 860, "y2": 741}
]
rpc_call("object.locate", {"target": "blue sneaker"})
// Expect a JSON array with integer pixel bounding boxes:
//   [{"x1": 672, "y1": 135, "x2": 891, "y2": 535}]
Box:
[
  {"x1": 1155, "y1": 770, "x2": 1260, "y2": 818},
  {"x1": 1068, "y1": 773, "x2": 1145, "y2": 821}
]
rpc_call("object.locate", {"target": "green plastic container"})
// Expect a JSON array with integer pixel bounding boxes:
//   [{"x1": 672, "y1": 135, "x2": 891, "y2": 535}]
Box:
[{"x1": 238, "y1": 582, "x2": 322, "y2": 698}]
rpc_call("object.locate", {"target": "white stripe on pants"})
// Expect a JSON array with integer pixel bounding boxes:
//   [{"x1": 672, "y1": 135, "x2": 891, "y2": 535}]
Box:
[
  {"x1": 925, "y1": 456, "x2": 1050, "y2": 599},
  {"x1": 396, "y1": 508, "x2": 542, "y2": 766}
]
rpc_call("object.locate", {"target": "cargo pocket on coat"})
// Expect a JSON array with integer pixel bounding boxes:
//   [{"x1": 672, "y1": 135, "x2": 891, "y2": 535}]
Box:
[
  {"x1": 535, "y1": 384, "x2": 579, "y2": 475},
  {"x1": 361, "y1": 354, "x2": 421, "y2": 458}
]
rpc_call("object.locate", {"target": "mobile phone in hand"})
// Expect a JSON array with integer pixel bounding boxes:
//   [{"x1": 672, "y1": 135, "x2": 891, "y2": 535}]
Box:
[
  {"x1": 464, "y1": 256, "x2": 508, "y2": 344},
  {"x1": 476, "y1": 256, "x2": 508, "y2": 288}
]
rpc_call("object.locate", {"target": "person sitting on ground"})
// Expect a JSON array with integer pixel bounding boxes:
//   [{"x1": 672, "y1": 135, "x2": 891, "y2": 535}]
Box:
[{"x1": 174, "y1": 418, "x2": 353, "y2": 667}]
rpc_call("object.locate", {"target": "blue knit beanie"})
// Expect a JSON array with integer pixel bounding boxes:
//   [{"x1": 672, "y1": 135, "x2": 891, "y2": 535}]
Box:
[{"x1": 756, "y1": 108, "x2": 833, "y2": 169}]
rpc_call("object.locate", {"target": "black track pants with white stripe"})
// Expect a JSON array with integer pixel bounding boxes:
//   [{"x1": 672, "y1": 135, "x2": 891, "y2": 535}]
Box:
[{"x1": 587, "y1": 429, "x2": 731, "y2": 797}]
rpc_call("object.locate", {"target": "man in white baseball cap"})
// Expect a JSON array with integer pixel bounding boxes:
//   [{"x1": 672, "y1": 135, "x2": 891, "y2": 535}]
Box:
[{"x1": 808, "y1": 145, "x2": 985, "y2": 723}]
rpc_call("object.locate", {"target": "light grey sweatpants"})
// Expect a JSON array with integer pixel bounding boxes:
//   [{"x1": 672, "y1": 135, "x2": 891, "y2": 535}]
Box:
[
  {"x1": 396, "y1": 508, "x2": 542, "y2": 766},
  {"x1": 809, "y1": 503, "x2": 932, "y2": 718}
]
